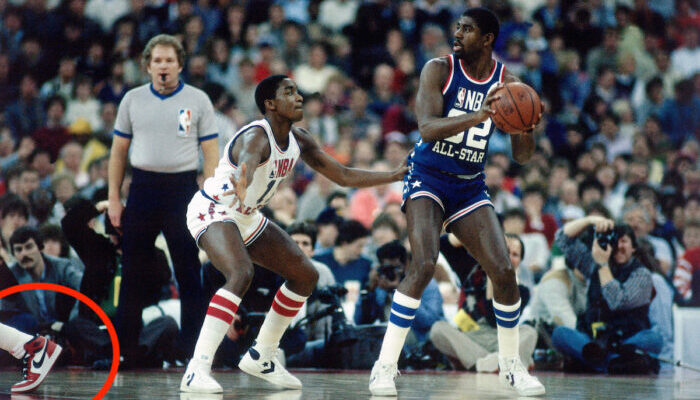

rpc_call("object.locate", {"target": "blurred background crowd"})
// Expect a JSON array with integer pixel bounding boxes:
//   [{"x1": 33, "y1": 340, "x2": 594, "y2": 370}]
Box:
[{"x1": 0, "y1": 0, "x2": 698, "y2": 374}]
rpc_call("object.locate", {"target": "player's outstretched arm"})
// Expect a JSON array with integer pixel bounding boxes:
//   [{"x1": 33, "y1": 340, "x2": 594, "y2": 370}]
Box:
[
  {"x1": 293, "y1": 127, "x2": 407, "y2": 187},
  {"x1": 416, "y1": 58, "x2": 500, "y2": 142}
]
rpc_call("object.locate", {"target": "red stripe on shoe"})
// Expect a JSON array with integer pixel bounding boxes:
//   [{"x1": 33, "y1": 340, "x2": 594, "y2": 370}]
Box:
[
  {"x1": 272, "y1": 300, "x2": 300, "y2": 317},
  {"x1": 275, "y1": 290, "x2": 304, "y2": 308},
  {"x1": 206, "y1": 306, "x2": 234, "y2": 324},
  {"x1": 211, "y1": 294, "x2": 239, "y2": 314}
]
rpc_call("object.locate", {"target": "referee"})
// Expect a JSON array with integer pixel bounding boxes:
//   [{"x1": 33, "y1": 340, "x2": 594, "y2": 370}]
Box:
[{"x1": 108, "y1": 34, "x2": 218, "y2": 364}]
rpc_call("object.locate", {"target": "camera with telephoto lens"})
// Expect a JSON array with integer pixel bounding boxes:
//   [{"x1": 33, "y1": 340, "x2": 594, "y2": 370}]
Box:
[
  {"x1": 595, "y1": 229, "x2": 618, "y2": 251},
  {"x1": 300, "y1": 285, "x2": 358, "y2": 347}
]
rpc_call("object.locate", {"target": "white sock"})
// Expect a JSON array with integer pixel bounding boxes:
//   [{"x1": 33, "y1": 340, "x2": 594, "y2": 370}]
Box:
[
  {"x1": 493, "y1": 298, "x2": 521, "y2": 359},
  {"x1": 378, "y1": 290, "x2": 421, "y2": 364},
  {"x1": 192, "y1": 289, "x2": 242, "y2": 368},
  {"x1": 255, "y1": 284, "x2": 307, "y2": 348},
  {"x1": 0, "y1": 322, "x2": 32, "y2": 359}
]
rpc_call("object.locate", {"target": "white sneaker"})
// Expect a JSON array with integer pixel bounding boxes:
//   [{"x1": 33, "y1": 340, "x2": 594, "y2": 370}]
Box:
[
  {"x1": 476, "y1": 352, "x2": 499, "y2": 373},
  {"x1": 498, "y1": 356, "x2": 545, "y2": 396},
  {"x1": 180, "y1": 360, "x2": 222, "y2": 393},
  {"x1": 238, "y1": 345, "x2": 302, "y2": 389},
  {"x1": 369, "y1": 361, "x2": 399, "y2": 396}
]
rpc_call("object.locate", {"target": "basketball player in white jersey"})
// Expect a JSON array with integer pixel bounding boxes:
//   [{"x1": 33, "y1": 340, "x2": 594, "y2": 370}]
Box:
[
  {"x1": 181, "y1": 75, "x2": 407, "y2": 393},
  {"x1": 0, "y1": 322, "x2": 62, "y2": 393}
]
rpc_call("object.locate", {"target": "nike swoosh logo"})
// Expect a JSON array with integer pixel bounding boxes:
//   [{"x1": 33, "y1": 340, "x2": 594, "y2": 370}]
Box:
[
  {"x1": 32, "y1": 340, "x2": 48, "y2": 369},
  {"x1": 187, "y1": 373, "x2": 195, "y2": 386},
  {"x1": 261, "y1": 361, "x2": 275, "y2": 374}
]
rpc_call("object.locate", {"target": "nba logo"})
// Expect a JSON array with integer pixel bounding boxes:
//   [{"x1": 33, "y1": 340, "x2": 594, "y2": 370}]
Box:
[
  {"x1": 178, "y1": 109, "x2": 192, "y2": 137},
  {"x1": 455, "y1": 87, "x2": 466, "y2": 108}
]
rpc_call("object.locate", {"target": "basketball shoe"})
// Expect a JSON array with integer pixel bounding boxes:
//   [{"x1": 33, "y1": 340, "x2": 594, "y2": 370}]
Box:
[
  {"x1": 369, "y1": 361, "x2": 399, "y2": 396},
  {"x1": 499, "y1": 356, "x2": 545, "y2": 396},
  {"x1": 238, "y1": 345, "x2": 301, "y2": 389},
  {"x1": 11, "y1": 336, "x2": 62, "y2": 393},
  {"x1": 180, "y1": 360, "x2": 222, "y2": 393}
]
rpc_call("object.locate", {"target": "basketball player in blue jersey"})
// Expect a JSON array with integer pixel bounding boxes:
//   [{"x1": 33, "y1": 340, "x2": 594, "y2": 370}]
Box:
[{"x1": 369, "y1": 8, "x2": 545, "y2": 397}]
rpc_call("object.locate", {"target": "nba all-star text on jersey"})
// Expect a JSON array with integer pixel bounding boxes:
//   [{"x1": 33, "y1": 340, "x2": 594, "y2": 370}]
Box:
[{"x1": 415, "y1": 55, "x2": 504, "y2": 173}]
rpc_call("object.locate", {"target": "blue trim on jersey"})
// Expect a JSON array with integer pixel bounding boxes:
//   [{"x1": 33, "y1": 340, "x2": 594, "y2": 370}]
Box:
[
  {"x1": 149, "y1": 80, "x2": 185, "y2": 100},
  {"x1": 113, "y1": 129, "x2": 133, "y2": 138},
  {"x1": 409, "y1": 57, "x2": 504, "y2": 176},
  {"x1": 200, "y1": 189, "x2": 220, "y2": 204},
  {"x1": 199, "y1": 133, "x2": 219, "y2": 142}
]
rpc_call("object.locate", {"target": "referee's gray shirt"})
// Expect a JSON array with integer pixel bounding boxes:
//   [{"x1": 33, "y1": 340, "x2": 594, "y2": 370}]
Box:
[{"x1": 114, "y1": 81, "x2": 218, "y2": 173}]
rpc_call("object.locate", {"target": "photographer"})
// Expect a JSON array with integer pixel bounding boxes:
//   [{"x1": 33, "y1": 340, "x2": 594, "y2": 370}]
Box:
[
  {"x1": 551, "y1": 215, "x2": 662, "y2": 373},
  {"x1": 354, "y1": 241, "x2": 444, "y2": 344}
]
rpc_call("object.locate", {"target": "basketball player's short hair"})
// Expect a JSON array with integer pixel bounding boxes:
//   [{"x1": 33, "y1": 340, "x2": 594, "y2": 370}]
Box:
[
  {"x1": 141, "y1": 34, "x2": 186, "y2": 69},
  {"x1": 462, "y1": 7, "x2": 500, "y2": 42},
  {"x1": 255, "y1": 74, "x2": 289, "y2": 114}
]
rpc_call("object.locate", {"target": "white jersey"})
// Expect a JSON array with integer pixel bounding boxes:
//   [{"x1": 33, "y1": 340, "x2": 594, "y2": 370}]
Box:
[{"x1": 201, "y1": 118, "x2": 300, "y2": 216}]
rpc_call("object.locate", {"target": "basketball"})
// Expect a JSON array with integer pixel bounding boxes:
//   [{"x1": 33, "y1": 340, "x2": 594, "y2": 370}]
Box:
[{"x1": 490, "y1": 82, "x2": 542, "y2": 134}]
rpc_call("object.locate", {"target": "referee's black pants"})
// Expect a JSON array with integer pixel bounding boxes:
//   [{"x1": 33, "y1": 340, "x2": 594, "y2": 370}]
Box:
[{"x1": 116, "y1": 168, "x2": 206, "y2": 361}]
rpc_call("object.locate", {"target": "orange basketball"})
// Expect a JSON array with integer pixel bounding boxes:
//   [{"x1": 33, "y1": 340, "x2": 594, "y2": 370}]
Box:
[{"x1": 490, "y1": 82, "x2": 542, "y2": 135}]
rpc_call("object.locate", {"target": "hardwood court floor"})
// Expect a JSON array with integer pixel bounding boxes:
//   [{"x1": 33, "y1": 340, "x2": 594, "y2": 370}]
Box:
[{"x1": 0, "y1": 368, "x2": 698, "y2": 399}]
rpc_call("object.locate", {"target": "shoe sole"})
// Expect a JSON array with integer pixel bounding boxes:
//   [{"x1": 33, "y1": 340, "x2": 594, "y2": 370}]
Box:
[
  {"x1": 11, "y1": 344, "x2": 63, "y2": 393},
  {"x1": 238, "y1": 359, "x2": 302, "y2": 389},
  {"x1": 369, "y1": 386, "x2": 398, "y2": 397},
  {"x1": 179, "y1": 384, "x2": 223, "y2": 394},
  {"x1": 516, "y1": 387, "x2": 546, "y2": 396}
]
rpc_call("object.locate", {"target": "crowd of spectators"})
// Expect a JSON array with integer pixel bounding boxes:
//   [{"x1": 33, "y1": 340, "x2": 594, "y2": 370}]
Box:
[{"x1": 0, "y1": 0, "x2": 699, "y2": 374}]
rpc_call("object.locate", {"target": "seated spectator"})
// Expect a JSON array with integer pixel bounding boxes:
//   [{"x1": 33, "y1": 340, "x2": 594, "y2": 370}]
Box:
[
  {"x1": 60, "y1": 197, "x2": 178, "y2": 367},
  {"x1": 314, "y1": 207, "x2": 343, "y2": 254},
  {"x1": 484, "y1": 162, "x2": 520, "y2": 214},
  {"x1": 673, "y1": 220, "x2": 700, "y2": 305},
  {"x1": 551, "y1": 216, "x2": 662, "y2": 374},
  {"x1": 31, "y1": 96, "x2": 71, "y2": 162},
  {"x1": 525, "y1": 255, "x2": 588, "y2": 330},
  {"x1": 349, "y1": 160, "x2": 402, "y2": 229},
  {"x1": 430, "y1": 234, "x2": 537, "y2": 371},
  {"x1": 355, "y1": 240, "x2": 443, "y2": 344},
  {"x1": 623, "y1": 202, "x2": 674, "y2": 276},
  {"x1": 502, "y1": 208, "x2": 550, "y2": 290},
  {"x1": 0, "y1": 194, "x2": 29, "y2": 260},
  {"x1": 0, "y1": 226, "x2": 82, "y2": 334},
  {"x1": 314, "y1": 219, "x2": 372, "y2": 286}
]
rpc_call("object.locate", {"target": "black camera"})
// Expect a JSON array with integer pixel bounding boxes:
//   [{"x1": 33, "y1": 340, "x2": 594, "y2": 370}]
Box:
[
  {"x1": 298, "y1": 285, "x2": 357, "y2": 348},
  {"x1": 595, "y1": 229, "x2": 618, "y2": 250},
  {"x1": 378, "y1": 265, "x2": 402, "y2": 281}
]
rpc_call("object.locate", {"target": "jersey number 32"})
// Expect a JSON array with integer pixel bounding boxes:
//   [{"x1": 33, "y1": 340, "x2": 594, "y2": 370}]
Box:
[{"x1": 445, "y1": 108, "x2": 491, "y2": 150}]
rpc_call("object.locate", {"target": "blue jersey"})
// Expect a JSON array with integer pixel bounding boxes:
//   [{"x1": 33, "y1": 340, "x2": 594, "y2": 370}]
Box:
[{"x1": 409, "y1": 55, "x2": 505, "y2": 177}]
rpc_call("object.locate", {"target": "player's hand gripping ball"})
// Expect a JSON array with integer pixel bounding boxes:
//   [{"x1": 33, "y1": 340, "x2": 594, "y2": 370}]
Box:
[{"x1": 490, "y1": 82, "x2": 543, "y2": 135}]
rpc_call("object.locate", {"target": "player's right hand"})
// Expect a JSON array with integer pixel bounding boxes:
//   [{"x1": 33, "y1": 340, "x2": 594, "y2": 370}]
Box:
[
  {"x1": 107, "y1": 199, "x2": 123, "y2": 231},
  {"x1": 223, "y1": 162, "x2": 248, "y2": 207},
  {"x1": 478, "y1": 83, "x2": 501, "y2": 121}
]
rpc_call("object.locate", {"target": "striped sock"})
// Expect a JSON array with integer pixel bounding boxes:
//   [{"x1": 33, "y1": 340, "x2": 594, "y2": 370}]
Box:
[
  {"x1": 493, "y1": 298, "x2": 521, "y2": 359},
  {"x1": 378, "y1": 291, "x2": 420, "y2": 364},
  {"x1": 255, "y1": 284, "x2": 307, "y2": 347},
  {"x1": 0, "y1": 322, "x2": 32, "y2": 359},
  {"x1": 192, "y1": 289, "x2": 242, "y2": 366}
]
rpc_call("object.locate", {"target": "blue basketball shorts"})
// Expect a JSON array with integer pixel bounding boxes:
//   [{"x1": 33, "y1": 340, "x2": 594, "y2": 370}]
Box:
[{"x1": 401, "y1": 163, "x2": 493, "y2": 231}]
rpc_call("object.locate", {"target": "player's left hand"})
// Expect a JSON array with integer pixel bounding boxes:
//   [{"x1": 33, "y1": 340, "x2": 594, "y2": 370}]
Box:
[
  {"x1": 391, "y1": 159, "x2": 409, "y2": 181},
  {"x1": 522, "y1": 102, "x2": 545, "y2": 134},
  {"x1": 223, "y1": 162, "x2": 248, "y2": 207}
]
